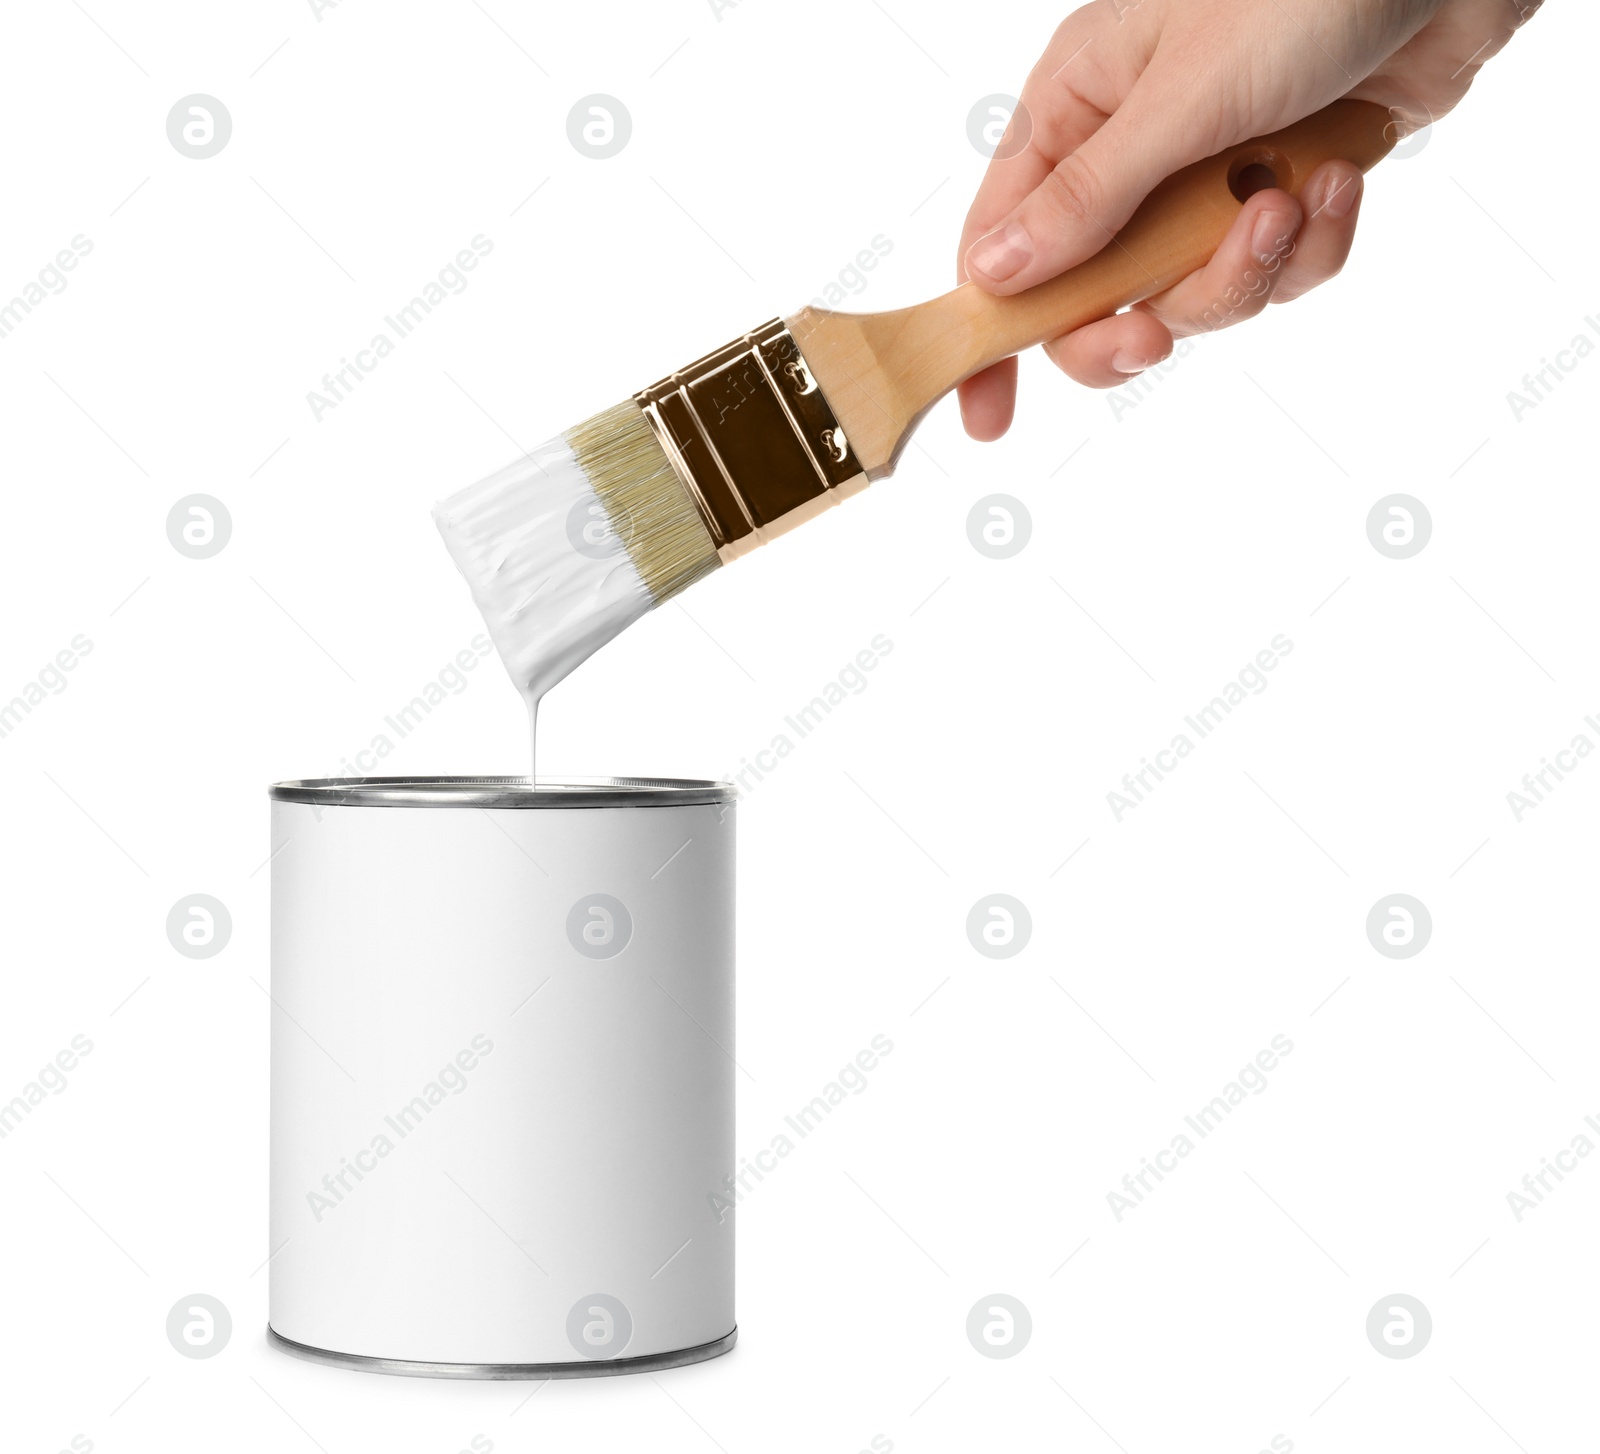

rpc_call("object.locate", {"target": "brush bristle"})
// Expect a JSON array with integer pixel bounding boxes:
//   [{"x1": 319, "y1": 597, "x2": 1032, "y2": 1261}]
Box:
[{"x1": 567, "y1": 399, "x2": 719, "y2": 605}]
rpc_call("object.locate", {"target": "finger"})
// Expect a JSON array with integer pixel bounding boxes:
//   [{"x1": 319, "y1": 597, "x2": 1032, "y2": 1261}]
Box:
[
  {"x1": 957, "y1": 6, "x2": 1137, "y2": 266},
  {"x1": 1133, "y1": 187, "x2": 1305, "y2": 341},
  {"x1": 959, "y1": 142, "x2": 1053, "y2": 274},
  {"x1": 963, "y1": 146, "x2": 1301, "y2": 425},
  {"x1": 1005, "y1": 166, "x2": 1356, "y2": 394},
  {"x1": 1269, "y1": 161, "x2": 1362, "y2": 305},
  {"x1": 963, "y1": 58, "x2": 1222, "y2": 295},
  {"x1": 957, "y1": 105, "x2": 1051, "y2": 439},
  {"x1": 958, "y1": 357, "x2": 1018, "y2": 441},
  {"x1": 958, "y1": 8, "x2": 1126, "y2": 439},
  {"x1": 1041, "y1": 310, "x2": 1174, "y2": 390}
]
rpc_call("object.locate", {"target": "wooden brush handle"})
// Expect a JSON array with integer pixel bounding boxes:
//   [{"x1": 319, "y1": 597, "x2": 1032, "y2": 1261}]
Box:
[
  {"x1": 930, "y1": 99, "x2": 1395, "y2": 378},
  {"x1": 791, "y1": 99, "x2": 1397, "y2": 478}
]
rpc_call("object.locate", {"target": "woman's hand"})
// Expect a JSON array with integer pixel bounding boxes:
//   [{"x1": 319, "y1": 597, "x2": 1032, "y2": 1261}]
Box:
[{"x1": 957, "y1": 0, "x2": 1540, "y2": 439}]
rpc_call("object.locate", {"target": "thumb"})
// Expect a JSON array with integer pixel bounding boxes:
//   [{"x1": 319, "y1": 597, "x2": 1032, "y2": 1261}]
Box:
[{"x1": 963, "y1": 70, "x2": 1219, "y2": 296}]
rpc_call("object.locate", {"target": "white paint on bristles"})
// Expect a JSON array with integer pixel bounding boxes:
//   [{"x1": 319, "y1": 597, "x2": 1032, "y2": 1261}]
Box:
[{"x1": 433, "y1": 435, "x2": 653, "y2": 774}]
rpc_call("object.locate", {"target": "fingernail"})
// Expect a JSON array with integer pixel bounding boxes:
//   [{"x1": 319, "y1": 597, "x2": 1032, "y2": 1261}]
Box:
[
  {"x1": 1320, "y1": 170, "x2": 1361, "y2": 220},
  {"x1": 1111, "y1": 350, "x2": 1149, "y2": 374},
  {"x1": 966, "y1": 221, "x2": 1032, "y2": 283},
  {"x1": 1251, "y1": 209, "x2": 1296, "y2": 263}
]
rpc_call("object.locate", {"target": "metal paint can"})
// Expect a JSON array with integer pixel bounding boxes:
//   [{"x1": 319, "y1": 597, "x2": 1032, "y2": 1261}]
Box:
[{"x1": 266, "y1": 777, "x2": 736, "y2": 1378}]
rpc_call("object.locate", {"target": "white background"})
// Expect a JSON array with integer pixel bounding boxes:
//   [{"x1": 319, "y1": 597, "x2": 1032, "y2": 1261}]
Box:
[{"x1": 2, "y1": 1, "x2": 1596, "y2": 1451}]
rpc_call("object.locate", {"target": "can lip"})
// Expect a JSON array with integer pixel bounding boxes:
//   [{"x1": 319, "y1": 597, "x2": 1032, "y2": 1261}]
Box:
[{"x1": 268, "y1": 776, "x2": 736, "y2": 809}]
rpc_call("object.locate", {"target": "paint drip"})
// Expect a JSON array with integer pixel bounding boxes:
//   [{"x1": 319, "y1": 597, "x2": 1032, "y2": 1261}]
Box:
[{"x1": 433, "y1": 435, "x2": 654, "y2": 777}]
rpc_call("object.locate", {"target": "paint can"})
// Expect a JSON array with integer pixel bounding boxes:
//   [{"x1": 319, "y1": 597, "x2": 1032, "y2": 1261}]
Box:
[{"x1": 266, "y1": 777, "x2": 736, "y2": 1378}]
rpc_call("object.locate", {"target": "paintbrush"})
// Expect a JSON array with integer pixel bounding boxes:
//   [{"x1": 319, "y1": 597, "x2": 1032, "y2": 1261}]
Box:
[{"x1": 435, "y1": 101, "x2": 1395, "y2": 714}]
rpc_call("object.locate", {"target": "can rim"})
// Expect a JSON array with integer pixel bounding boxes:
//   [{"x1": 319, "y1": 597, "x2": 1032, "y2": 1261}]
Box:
[{"x1": 268, "y1": 776, "x2": 736, "y2": 809}]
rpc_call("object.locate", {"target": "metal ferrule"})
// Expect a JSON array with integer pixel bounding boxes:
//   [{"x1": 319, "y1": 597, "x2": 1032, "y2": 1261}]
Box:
[{"x1": 634, "y1": 320, "x2": 867, "y2": 564}]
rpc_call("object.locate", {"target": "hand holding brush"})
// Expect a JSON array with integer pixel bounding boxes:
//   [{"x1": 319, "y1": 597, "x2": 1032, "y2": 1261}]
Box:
[
  {"x1": 957, "y1": 0, "x2": 1539, "y2": 436},
  {"x1": 435, "y1": 0, "x2": 1535, "y2": 726}
]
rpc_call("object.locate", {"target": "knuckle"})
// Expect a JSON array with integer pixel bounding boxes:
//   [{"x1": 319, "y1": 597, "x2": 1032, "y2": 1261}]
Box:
[
  {"x1": 1199, "y1": 271, "x2": 1273, "y2": 332},
  {"x1": 1037, "y1": 155, "x2": 1104, "y2": 230}
]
